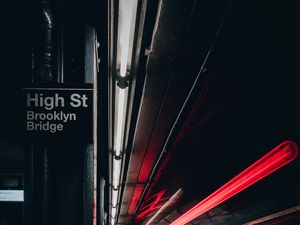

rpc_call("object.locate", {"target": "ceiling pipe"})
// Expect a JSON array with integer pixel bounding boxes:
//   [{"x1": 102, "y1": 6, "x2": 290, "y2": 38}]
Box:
[{"x1": 36, "y1": 0, "x2": 53, "y2": 83}]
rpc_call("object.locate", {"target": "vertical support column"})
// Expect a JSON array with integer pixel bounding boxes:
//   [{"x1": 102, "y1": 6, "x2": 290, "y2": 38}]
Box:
[
  {"x1": 84, "y1": 26, "x2": 98, "y2": 225},
  {"x1": 24, "y1": 4, "x2": 98, "y2": 225},
  {"x1": 83, "y1": 144, "x2": 95, "y2": 225},
  {"x1": 98, "y1": 177, "x2": 106, "y2": 225},
  {"x1": 27, "y1": 0, "x2": 53, "y2": 224}
]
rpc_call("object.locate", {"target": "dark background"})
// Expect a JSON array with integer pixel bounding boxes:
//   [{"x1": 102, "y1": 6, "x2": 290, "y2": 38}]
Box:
[{"x1": 1, "y1": 0, "x2": 300, "y2": 225}]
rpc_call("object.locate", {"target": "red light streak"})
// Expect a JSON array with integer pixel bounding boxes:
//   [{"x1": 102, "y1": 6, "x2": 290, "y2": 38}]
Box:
[
  {"x1": 145, "y1": 189, "x2": 183, "y2": 225},
  {"x1": 170, "y1": 141, "x2": 299, "y2": 225},
  {"x1": 128, "y1": 184, "x2": 144, "y2": 215},
  {"x1": 138, "y1": 148, "x2": 157, "y2": 183},
  {"x1": 136, "y1": 190, "x2": 166, "y2": 221}
]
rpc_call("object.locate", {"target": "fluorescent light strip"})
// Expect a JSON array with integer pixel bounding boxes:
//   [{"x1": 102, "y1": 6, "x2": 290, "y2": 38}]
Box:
[
  {"x1": 112, "y1": 189, "x2": 119, "y2": 207},
  {"x1": 119, "y1": 0, "x2": 138, "y2": 77},
  {"x1": 170, "y1": 141, "x2": 299, "y2": 225},
  {"x1": 113, "y1": 159, "x2": 122, "y2": 189},
  {"x1": 145, "y1": 189, "x2": 183, "y2": 225},
  {"x1": 111, "y1": 1, "x2": 139, "y2": 224},
  {"x1": 112, "y1": 207, "x2": 117, "y2": 219},
  {"x1": 114, "y1": 88, "x2": 126, "y2": 157},
  {"x1": 111, "y1": 218, "x2": 115, "y2": 225}
]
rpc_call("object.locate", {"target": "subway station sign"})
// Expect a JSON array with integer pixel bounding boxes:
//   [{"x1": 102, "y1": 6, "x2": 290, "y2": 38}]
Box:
[{"x1": 22, "y1": 86, "x2": 93, "y2": 142}]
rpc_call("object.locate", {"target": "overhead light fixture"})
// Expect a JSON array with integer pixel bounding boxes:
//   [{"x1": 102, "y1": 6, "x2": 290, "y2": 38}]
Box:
[
  {"x1": 170, "y1": 141, "x2": 299, "y2": 225},
  {"x1": 111, "y1": 207, "x2": 117, "y2": 219},
  {"x1": 114, "y1": 88, "x2": 127, "y2": 158},
  {"x1": 109, "y1": 0, "x2": 143, "y2": 224},
  {"x1": 112, "y1": 189, "x2": 119, "y2": 207},
  {"x1": 117, "y1": 0, "x2": 138, "y2": 78},
  {"x1": 112, "y1": 159, "x2": 122, "y2": 189},
  {"x1": 114, "y1": 0, "x2": 138, "y2": 157},
  {"x1": 111, "y1": 217, "x2": 116, "y2": 225}
]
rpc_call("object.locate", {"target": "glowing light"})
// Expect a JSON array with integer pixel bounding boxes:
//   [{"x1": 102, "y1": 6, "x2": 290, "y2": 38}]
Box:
[
  {"x1": 114, "y1": 89, "x2": 126, "y2": 157},
  {"x1": 113, "y1": 159, "x2": 122, "y2": 189},
  {"x1": 112, "y1": 207, "x2": 117, "y2": 219},
  {"x1": 128, "y1": 184, "x2": 144, "y2": 215},
  {"x1": 170, "y1": 141, "x2": 299, "y2": 225},
  {"x1": 0, "y1": 190, "x2": 24, "y2": 202},
  {"x1": 111, "y1": 217, "x2": 115, "y2": 225},
  {"x1": 137, "y1": 148, "x2": 156, "y2": 183},
  {"x1": 145, "y1": 189, "x2": 183, "y2": 225},
  {"x1": 110, "y1": 0, "x2": 139, "y2": 224},
  {"x1": 136, "y1": 188, "x2": 183, "y2": 222},
  {"x1": 112, "y1": 189, "x2": 119, "y2": 207},
  {"x1": 137, "y1": 190, "x2": 166, "y2": 221},
  {"x1": 118, "y1": 0, "x2": 138, "y2": 77}
]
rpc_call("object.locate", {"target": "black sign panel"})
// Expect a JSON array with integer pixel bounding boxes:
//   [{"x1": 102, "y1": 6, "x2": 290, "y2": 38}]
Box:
[{"x1": 22, "y1": 85, "x2": 93, "y2": 143}]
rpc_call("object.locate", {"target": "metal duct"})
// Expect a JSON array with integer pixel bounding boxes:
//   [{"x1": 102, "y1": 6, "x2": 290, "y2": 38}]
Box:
[{"x1": 36, "y1": 0, "x2": 53, "y2": 83}]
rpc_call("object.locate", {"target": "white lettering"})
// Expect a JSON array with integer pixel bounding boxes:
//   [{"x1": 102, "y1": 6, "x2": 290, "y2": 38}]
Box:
[
  {"x1": 27, "y1": 93, "x2": 39, "y2": 107},
  {"x1": 27, "y1": 121, "x2": 34, "y2": 131},
  {"x1": 27, "y1": 111, "x2": 34, "y2": 120},
  {"x1": 26, "y1": 93, "x2": 65, "y2": 110},
  {"x1": 70, "y1": 94, "x2": 88, "y2": 107},
  {"x1": 70, "y1": 94, "x2": 82, "y2": 107}
]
